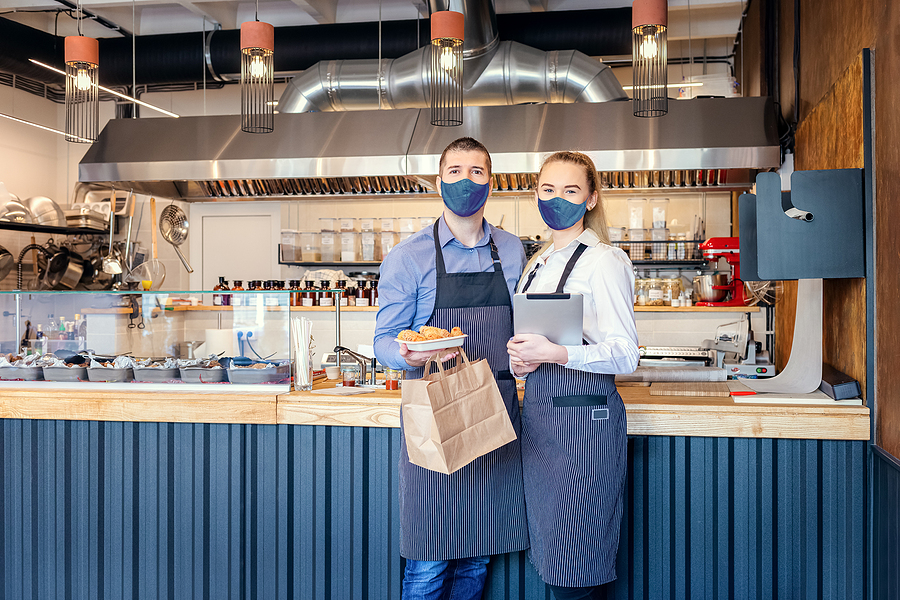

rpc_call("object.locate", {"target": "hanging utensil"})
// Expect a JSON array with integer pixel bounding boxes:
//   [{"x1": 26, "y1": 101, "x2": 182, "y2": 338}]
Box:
[
  {"x1": 0, "y1": 244, "x2": 13, "y2": 281},
  {"x1": 159, "y1": 203, "x2": 193, "y2": 273},
  {"x1": 127, "y1": 197, "x2": 166, "y2": 290},
  {"x1": 101, "y1": 188, "x2": 123, "y2": 275},
  {"x1": 122, "y1": 189, "x2": 135, "y2": 271}
]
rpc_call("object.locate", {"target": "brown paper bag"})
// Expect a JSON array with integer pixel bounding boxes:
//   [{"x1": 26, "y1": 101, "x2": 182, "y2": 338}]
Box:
[{"x1": 401, "y1": 347, "x2": 517, "y2": 475}]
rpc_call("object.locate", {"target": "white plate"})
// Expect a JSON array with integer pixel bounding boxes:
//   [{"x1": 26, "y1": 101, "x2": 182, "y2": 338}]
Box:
[{"x1": 394, "y1": 334, "x2": 467, "y2": 352}]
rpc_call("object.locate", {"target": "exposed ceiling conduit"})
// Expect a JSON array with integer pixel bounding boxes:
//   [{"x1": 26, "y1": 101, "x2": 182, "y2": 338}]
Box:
[
  {"x1": 0, "y1": 7, "x2": 631, "y2": 87},
  {"x1": 278, "y1": 0, "x2": 627, "y2": 113}
]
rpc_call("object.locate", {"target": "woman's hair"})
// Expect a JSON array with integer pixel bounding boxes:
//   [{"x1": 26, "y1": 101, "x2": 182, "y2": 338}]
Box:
[
  {"x1": 520, "y1": 151, "x2": 611, "y2": 280},
  {"x1": 537, "y1": 151, "x2": 609, "y2": 244}
]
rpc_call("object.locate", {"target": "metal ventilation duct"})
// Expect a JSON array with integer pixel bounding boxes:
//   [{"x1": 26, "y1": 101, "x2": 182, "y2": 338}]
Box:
[
  {"x1": 78, "y1": 97, "x2": 781, "y2": 201},
  {"x1": 277, "y1": 0, "x2": 628, "y2": 113}
]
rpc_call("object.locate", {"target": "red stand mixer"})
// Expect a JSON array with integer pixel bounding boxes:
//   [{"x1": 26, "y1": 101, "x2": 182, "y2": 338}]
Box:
[{"x1": 695, "y1": 237, "x2": 748, "y2": 307}]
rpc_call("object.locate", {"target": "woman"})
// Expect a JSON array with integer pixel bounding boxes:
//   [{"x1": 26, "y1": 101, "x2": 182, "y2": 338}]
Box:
[{"x1": 507, "y1": 151, "x2": 639, "y2": 600}]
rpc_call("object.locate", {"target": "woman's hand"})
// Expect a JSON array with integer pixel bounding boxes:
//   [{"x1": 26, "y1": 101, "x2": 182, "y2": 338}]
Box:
[
  {"x1": 510, "y1": 359, "x2": 540, "y2": 378},
  {"x1": 399, "y1": 343, "x2": 459, "y2": 368},
  {"x1": 507, "y1": 334, "x2": 568, "y2": 367}
]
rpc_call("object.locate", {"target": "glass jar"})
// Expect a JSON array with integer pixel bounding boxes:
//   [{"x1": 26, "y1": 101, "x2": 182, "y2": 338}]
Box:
[
  {"x1": 646, "y1": 278, "x2": 665, "y2": 306},
  {"x1": 384, "y1": 368, "x2": 402, "y2": 390},
  {"x1": 213, "y1": 276, "x2": 230, "y2": 307},
  {"x1": 301, "y1": 280, "x2": 318, "y2": 307},
  {"x1": 231, "y1": 280, "x2": 244, "y2": 306},
  {"x1": 370, "y1": 280, "x2": 379, "y2": 307},
  {"x1": 318, "y1": 280, "x2": 334, "y2": 307},
  {"x1": 662, "y1": 278, "x2": 683, "y2": 306},
  {"x1": 342, "y1": 365, "x2": 360, "y2": 387},
  {"x1": 336, "y1": 280, "x2": 349, "y2": 307},
  {"x1": 355, "y1": 280, "x2": 370, "y2": 307},
  {"x1": 634, "y1": 280, "x2": 648, "y2": 306},
  {"x1": 289, "y1": 280, "x2": 301, "y2": 307}
]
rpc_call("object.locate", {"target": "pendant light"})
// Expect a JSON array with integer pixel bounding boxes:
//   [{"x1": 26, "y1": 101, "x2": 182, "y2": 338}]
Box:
[
  {"x1": 632, "y1": 0, "x2": 668, "y2": 118},
  {"x1": 240, "y1": 1, "x2": 274, "y2": 134},
  {"x1": 429, "y1": 10, "x2": 464, "y2": 127},
  {"x1": 64, "y1": 7, "x2": 99, "y2": 144}
]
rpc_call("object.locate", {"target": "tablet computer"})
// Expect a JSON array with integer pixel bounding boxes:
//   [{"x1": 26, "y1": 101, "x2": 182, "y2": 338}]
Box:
[{"x1": 513, "y1": 293, "x2": 584, "y2": 346}]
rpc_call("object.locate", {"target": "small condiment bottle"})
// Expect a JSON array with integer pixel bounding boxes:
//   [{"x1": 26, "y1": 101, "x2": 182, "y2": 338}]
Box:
[
  {"x1": 213, "y1": 276, "x2": 230, "y2": 306},
  {"x1": 384, "y1": 367, "x2": 401, "y2": 390},
  {"x1": 301, "y1": 280, "x2": 318, "y2": 307},
  {"x1": 318, "y1": 280, "x2": 335, "y2": 307},
  {"x1": 355, "y1": 280, "x2": 370, "y2": 307},
  {"x1": 336, "y1": 279, "x2": 349, "y2": 307},
  {"x1": 231, "y1": 280, "x2": 244, "y2": 306},
  {"x1": 370, "y1": 280, "x2": 379, "y2": 307},
  {"x1": 289, "y1": 280, "x2": 301, "y2": 307},
  {"x1": 342, "y1": 365, "x2": 360, "y2": 387}
]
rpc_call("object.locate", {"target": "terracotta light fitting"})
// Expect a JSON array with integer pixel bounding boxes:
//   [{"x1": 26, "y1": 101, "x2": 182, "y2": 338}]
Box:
[
  {"x1": 64, "y1": 35, "x2": 100, "y2": 143},
  {"x1": 430, "y1": 10, "x2": 465, "y2": 127},
  {"x1": 240, "y1": 20, "x2": 275, "y2": 134},
  {"x1": 632, "y1": 0, "x2": 668, "y2": 117}
]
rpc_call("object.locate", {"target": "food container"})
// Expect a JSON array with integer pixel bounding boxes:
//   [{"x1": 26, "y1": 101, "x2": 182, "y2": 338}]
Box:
[
  {"x1": 339, "y1": 218, "x2": 357, "y2": 232},
  {"x1": 384, "y1": 368, "x2": 402, "y2": 390},
  {"x1": 342, "y1": 365, "x2": 360, "y2": 387},
  {"x1": 361, "y1": 232, "x2": 378, "y2": 261},
  {"x1": 650, "y1": 227, "x2": 669, "y2": 260},
  {"x1": 299, "y1": 231, "x2": 319, "y2": 261},
  {"x1": 634, "y1": 280, "x2": 648, "y2": 306},
  {"x1": 340, "y1": 232, "x2": 359, "y2": 262},
  {"x1": 607, "y1": 226, "x2": 626, "y2": 250},
  {"x1": 133, "y1": 367, "x2": 182, "y2": 382},
  {"x1": 227, "y1": 363, "x2": 291, "y2": 384},
  {"x1": 662, "y1": 278, "x2": 683, "y2": 305},
  {"x1": 320, "y1": 232, "x2": 336, "y2": 262},
  {"x1": 0, "y1": 366, "x2": 44, "y2": 380},
  {"x1": 399, "y1": 232, "x2": 414, "y2": 242},
  {"x1": 646, "y1": 278, "x2": 665, "y2": 306},
  {"x1": 627, "y1": 198, "x2": 647, "y2": 229},
  {"x1": 359, "y1": 218, "x2": 376, "y2": 232},
  {"x1": 381, "y1": 231, "x2": 398, "y2": 256},
  {"x1": 397, "y1": 217, "x2": 417, "y2": 233},
  {"x1": 319, "y1": 217, "x2": 337, "y2": 232},
  {"x1": 628, "y1": 228, "x2": 648, "y2": 261},
  {"x1": 649, "y1": 198, "x2": 669, "y2": 228},
  {"x1": 693, "y1": 274, "x2": 729, "y2": 302},
  {"x1": 42, "y1": 365, "x2": 88, "y2": 381},
  {"x1": 280, "y1": 230, "x2": 301, "y2": 262},
  {"x1": 179, "y1": 367, "x2": 228, "y2": 383},
  {"x1": 380, "y1": 218, "x2": 395, "y2": 232},
  {"x1": 419, "y1": 217, "x2": 433, "y2": 230},
  {"x1": 87, "y1": 368, "x2": 134, "y2": 382}
]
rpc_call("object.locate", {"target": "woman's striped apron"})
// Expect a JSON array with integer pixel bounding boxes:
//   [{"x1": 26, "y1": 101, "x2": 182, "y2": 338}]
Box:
[
  {"x1": 521, "y1": 243, "x2": 628, "y2": 586},
  {"x1": 398, "y1": 221, "x2": 530, "y2": 560}
]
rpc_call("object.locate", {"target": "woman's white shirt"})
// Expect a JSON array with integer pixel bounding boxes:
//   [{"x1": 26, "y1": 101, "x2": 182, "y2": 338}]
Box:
[{"x1": 518, "y1": 229, "x2": 640, "y2": 374}]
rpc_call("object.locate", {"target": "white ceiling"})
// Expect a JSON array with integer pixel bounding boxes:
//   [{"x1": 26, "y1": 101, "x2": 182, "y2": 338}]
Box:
[{"x1": 0, "y1": 0, "x2": 745, "y2": 50}]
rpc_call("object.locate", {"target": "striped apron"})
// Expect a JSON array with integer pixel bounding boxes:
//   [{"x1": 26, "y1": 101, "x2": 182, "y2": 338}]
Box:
[
  {"x1": 521, "y1": 243, "x2": 628, "y2": 587},
  {"x1": 399, "y1": 221, "x2": 530, "y2": 561}
]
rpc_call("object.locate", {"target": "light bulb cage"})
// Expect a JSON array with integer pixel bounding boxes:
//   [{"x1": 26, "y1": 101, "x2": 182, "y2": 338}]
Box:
[
  {"x1": 64, "y1": 36, "x2": 99, "y2": 143},
  {"x1": 429, "y1": 10, "x2": 465, "y2": 127},
  {"x1": 240, "y1": 21, "x2": 275, "y2": 134},
  {"x1": 632, "y1": 24, "x2": 668, "y2": 117}
]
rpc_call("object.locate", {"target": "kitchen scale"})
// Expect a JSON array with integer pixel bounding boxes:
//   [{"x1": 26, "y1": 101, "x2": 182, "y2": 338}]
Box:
[{"x1": 700, "y1": 314, "x2": 776, "y2": 379}]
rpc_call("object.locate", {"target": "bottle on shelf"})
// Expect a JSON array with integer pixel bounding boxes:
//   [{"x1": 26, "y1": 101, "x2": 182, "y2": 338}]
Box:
[
  {"x1": 336, "y1": 279, "x2": 349, "y2": 307},
  {"x1": 355, "y1": 280, "x2": 370, "y2": 307},
  {"x1": 231, "y1": 280, "x2": 245, "y2": 306},
  {"x1": 66, "y1": 321, "x2": 75, "y2": 340},
  {"x1": 57, "y1": 315, "x2": 67, "y2": 340},
  {"x1": 35, "y1": 324, "x2": 45, "y2": 354},
  {"x1": 263, "y1": 280, "x2": 279, "y2": 307},
  {"x1": 213, "y1": 277, "x2": 231, "y2": 306},
  {"x1": 370, "y1": 280, "x2": 379, "y2": 307},
  {"x1": 75, "y1": 313, "x2": 86, "y2": 341},
  {"x1": 301, "y1": 280, "x2": 318, "y2": 307},
  {"x1": 289, "y1": 280, "x2": 302, "y2": 307},
  {"x1": 319, "y1": 280, "x2": 334, "y2": 307}
]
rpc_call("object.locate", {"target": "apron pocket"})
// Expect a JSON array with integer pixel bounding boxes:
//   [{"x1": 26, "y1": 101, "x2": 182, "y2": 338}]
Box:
[
  {"x1": 496, "y1": 370, "x2": 514, "y2": 381},
  {"x1": 551, "y1": 394, "x2": 608, "y2": 408}
]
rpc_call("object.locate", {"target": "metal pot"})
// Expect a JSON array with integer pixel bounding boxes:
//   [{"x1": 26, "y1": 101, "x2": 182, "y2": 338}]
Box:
[
  {"x1": 44, "y1": 247, "x2": 85, "y2": 290},
  {"x1": 0, "y1": 245, "x2": 12, "y2": 281},
  {"x1": 693, "y1": 274, "x2": 729, "y2": 302}
]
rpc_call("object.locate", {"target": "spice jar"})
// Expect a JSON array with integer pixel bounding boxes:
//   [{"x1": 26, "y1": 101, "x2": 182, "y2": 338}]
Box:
[
  {"x1": 289, "y1": 280, "x2": 302, "y2": 307},
  {"x1": 336, "y1": 279, "x2": 349, "y2": 307},
  {"x1": 646, "y1": 278, "x2": 665, "y2": 306},
  {"x1": 231, "y1": 280, "x2": 244, "y2": 306},
  {"x1": 342, "y1": 365, "x2": 360, "y2": 387},
  {"x1": 634, "y1": 280, "x2": 648, "y2": 306},
  {"x1": 318, "y1": 280, "x2": 334, "y2": 307},
  {"x1": 301, "y1": 280, "x2": 318, "y2": 307},
  {"x1": 355, "y1": 280, "x2": 370, "y2": 307}
]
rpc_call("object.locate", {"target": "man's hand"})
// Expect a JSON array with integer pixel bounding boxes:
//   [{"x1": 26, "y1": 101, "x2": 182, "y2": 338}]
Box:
[{"x1": 399, "y1": 343, "x2": 459, "y2": 368}]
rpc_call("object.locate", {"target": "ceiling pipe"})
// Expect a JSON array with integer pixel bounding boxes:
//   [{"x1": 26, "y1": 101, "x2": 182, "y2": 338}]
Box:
[{"x1": 0, "y1": 8, "x2": 631, "y2": 87}]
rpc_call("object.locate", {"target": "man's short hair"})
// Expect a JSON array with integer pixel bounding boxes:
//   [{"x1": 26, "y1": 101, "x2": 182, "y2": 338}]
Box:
[{"x1": 438, "y1": 137, "x2": 492, "y2": 177}]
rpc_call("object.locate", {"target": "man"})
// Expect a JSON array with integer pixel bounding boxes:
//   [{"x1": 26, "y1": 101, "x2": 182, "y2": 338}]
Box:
[{"x1": 374, "y1": 137, "x2": 529, "y2": 599}]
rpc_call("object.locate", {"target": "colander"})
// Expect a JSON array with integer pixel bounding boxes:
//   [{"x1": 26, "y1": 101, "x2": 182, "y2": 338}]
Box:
[{"x1": 159, "y1": 204, "x2": 193, "y2": 273}]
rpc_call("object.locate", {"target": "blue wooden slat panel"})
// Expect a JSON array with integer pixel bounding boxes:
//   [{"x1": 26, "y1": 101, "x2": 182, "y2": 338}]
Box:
[
  {"x1": 873, "y1": 446, "x2": 900, "y2": 600},
  {"x1": 0, "y1": 421, "x2": 870, "y2": 599}
]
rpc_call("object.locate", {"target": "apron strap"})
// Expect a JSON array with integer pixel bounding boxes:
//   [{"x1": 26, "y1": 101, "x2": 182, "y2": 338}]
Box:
[
  {"x1": 521, "y1": 264, "x2": 540, "y2": 292},
  {"x1": 554, "y1": 243, "x2": 589, "y2": 293},
  {"x1": 433, "y1": 219, "x2": 503, "y2": 275}
]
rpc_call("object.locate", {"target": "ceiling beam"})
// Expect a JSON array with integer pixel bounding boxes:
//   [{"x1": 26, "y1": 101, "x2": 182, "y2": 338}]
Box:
[
  {"x1": 174, "y1": 0, "x2": 222, "y2": 29},
  {"x1": 289, "y1": 0, "x2": 338, "y2": 25}
]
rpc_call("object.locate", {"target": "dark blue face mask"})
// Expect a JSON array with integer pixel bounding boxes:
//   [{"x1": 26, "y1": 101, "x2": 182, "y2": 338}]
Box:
[
  {"x1": 440, "y1": 178, "x2": 491, "y2": 217},
  {"x1": 538, "y1": 196, "x2": 588, "y2": 230}
]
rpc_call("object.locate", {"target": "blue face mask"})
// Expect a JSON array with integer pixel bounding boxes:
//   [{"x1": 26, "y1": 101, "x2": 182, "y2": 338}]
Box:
[
  {"x1": 440, "y1": 178, "x2": 491, "y2": 217},
  {"x1": 538, "y1": 196, "x2": 588, "y2": 230}
]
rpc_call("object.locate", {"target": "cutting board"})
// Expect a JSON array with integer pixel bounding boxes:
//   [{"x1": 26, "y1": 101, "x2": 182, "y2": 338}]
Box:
[{"x1": 650, "y1": 382, "x2": 731, "y2": 397}]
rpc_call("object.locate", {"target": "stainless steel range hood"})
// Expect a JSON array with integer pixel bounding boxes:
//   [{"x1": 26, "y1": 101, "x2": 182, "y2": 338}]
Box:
[{"x1": 79, "y1": 97, "x2": 780, "y2": 201}]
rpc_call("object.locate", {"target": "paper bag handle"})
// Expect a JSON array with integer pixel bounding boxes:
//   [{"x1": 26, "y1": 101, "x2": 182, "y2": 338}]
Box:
[{"x1": 423, "y1": 346, "x2": 469, "y2": 377}]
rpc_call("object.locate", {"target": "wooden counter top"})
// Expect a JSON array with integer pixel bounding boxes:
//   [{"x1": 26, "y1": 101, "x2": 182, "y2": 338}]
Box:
[{"x1": 0, "y1": 381, "x2": 870, "y2": 440}]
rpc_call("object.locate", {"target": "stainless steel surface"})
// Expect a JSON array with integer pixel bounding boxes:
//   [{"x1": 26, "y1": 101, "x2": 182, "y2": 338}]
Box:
[
  {"x1": 101, "y1": 198, "x2": 122, "y2": 275},
  {"x1": 333, "y1": 345, "x2": 370, "y2": 385},
  {"x1": 23, "y1": 196, "x2": 64, "y2": 227},
  {"x1": 159, "y1": 204, "x2": 194, "y2": 273},
  {"x1": 78, "y1": 97, "x2": 779, "y2": 200},
  {"x1": 1, "y1": 199, "x2": 31, "y2": 223},
  {"x1": 693, "y1": 274, "x2": 729, "y2": 302},
  {"x1": 0, "y1": 245, "x2": 12, "y2": 281},
  {"x1": 429, "y1": 0, "x2": 497, "y2": 59}
]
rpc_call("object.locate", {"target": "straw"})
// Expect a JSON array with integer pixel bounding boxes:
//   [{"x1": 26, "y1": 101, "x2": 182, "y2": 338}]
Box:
[{"x1": 291, "y1": 316, "x2": 314, "y2": 390}]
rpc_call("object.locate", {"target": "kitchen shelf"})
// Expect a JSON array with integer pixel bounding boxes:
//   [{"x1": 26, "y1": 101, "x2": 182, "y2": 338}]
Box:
[
  {"x1": 634, "y1": 306, "x2": 759, "y2": 312},
  {"x1": 277, "y1": 259, "x2": 382, "y2": 268},
  {"x1": 0, "y1": 221, "x2": 109, "y2": 236},
  {"x1": 631, "y1": 260, "x2": 706, "y2": 268}
]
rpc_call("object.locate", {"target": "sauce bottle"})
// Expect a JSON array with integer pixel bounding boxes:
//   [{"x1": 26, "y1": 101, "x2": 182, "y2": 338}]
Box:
[
  {"x1": 231, "y1": 280, "x2": 245, "y2": 306},
  {"x1": 289, "y1": 280, "x2": 301, "y2": 307},
  {"x1": 336, "y1": 279, "x2": 349, "y2": 307},
  {"x1": 355, "y1": 280, "x2": 370, "y2": 307},
  {"x1": 318, "y1": 280, "x2": 334, "y2": 307},
  {"x1": 213, "y1": 277, "x2": 230, "y2": 306},
  {"x1": 301, "y1": 280, "x2": 318, "y2": 307},
  {"x1": 370, "y1": 280, "x2": 379, "y2": 307}
]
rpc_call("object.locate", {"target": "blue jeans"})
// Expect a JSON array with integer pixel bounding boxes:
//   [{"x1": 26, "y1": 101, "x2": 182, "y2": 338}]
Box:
[{"x1": 401, "y1": 556, "x2": 490, "y2": 600}]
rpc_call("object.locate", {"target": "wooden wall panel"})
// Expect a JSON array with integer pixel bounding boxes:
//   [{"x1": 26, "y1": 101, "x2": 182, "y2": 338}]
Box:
[
  {"x1": 788, "y1": 57, "x2": 866, "y2": 399},
  {"x1": 873, "y1": 0, "x2": 900, "y2": 456}
]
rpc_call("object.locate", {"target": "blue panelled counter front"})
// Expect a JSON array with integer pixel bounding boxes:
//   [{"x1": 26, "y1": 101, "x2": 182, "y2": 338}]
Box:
[{"x1": 0, "y1": 383, "x2": 870, "y2": 599}]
